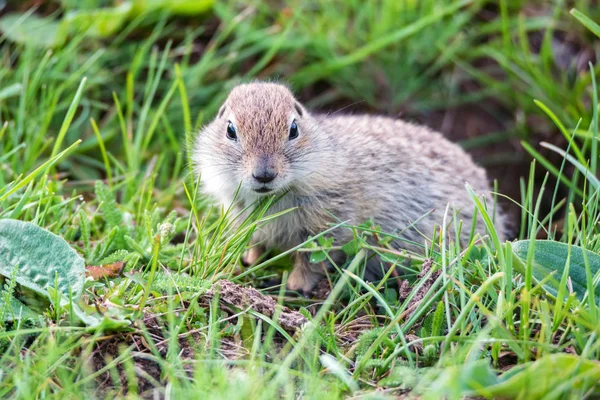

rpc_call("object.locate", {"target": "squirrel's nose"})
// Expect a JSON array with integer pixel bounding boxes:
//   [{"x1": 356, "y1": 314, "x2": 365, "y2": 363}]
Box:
[
  {"x1": 252, "y1": 170, "x2": 277, "y2": 184},
  {"x1": 252, "y1": 157, "x2": 278, "y2": 184}
]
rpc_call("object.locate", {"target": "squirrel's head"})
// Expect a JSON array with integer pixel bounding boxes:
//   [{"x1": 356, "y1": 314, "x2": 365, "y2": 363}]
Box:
[{"x1": 194, "y1": 82, "x2": 321, "y2": 201}]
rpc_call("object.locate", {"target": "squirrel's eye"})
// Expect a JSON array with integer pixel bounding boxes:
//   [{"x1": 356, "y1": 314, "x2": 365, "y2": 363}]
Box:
[
  {"x1": 226, "y1": 121, "x2": 237, "y2": 140},
  {"x1": 289, "y1": 120, "x2": 299, "y2": 140}
]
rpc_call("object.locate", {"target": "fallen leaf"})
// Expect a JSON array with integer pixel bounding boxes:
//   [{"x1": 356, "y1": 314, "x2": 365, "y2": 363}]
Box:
[{"x1": 86, "y1": 262, "x2": 124, "y2": 280}]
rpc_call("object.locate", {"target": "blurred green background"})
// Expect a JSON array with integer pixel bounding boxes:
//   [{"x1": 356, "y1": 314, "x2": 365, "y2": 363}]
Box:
[{"x1": 1, "y1": 2, "x2": 600, "y2": 397}]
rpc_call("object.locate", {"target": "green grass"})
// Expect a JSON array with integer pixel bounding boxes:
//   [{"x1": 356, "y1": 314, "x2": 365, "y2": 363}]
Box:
[{"x1": 0, "y1": 0, "x2": 600, "y2": 398}]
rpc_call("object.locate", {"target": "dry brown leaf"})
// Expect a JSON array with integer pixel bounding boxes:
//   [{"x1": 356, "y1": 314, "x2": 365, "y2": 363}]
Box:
[{"x1": 86, "y1": 262, "x2": 124, "y2": 280}]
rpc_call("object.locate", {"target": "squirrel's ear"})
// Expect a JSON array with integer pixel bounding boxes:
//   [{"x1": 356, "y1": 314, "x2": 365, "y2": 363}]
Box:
[
  {"x1": 294, "y1": 101, "x2": 305, "y2": 117},
  {"x1": 217, "y1": 104, "x2": 226, "y2": 119}
]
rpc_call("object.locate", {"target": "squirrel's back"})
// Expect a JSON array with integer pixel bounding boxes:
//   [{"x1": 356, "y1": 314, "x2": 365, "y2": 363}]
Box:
[{"x1": 304, "y1": 113, "x2": 504, "y2": 243}]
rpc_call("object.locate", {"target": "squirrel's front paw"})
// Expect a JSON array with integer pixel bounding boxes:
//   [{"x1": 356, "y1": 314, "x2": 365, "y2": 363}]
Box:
[
  {"x1": 287, "y1": 264, "x2": 322, "y2": 296},
  {"x1": 242, "y1": 245, "x2": 264, "y2": 266}
]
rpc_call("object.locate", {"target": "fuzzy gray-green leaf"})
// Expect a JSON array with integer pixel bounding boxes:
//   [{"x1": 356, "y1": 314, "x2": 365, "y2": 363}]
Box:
[
  {"x1": 0, "y1": 219, "x2": 86, "y2": 299},
  {"x1": 0, "y1": 294, "x2": 38, "y2": 321}
]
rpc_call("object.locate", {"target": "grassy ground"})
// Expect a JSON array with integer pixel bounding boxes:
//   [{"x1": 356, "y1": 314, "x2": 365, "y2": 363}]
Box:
[{"x1": 0, "y1": 0, "x2": 599, "y2": 398}]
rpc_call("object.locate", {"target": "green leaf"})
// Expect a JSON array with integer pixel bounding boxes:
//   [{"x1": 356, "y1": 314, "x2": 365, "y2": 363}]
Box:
[
  {"x1": 485, "y1": 354, "x2": 600, "y2": 398},
  {"x1": 310, "y1": 250, "x2": 327, "y2": 264},
  {"x1": 67, "y1": 300, "x2": 131, "y2": 331},
  {"x1": 0, "y1": 13, "x2": 67, "y2": 48},
  {"x1": 511, "y1": 240, "x2": 600, "y2": 301},
  {"x1": 425, "y1": 359, "x2": 498, "y2": 399},
  {"x1": 306, "y1": 236, "x2": 332, "y2": 263},
  {"x1": 342, "y1": 237, "x2": 361, "y2": 256},
  {"x1": 62, "y1": 3, "x2": 133, "y2": 39},
  {"x1": 0, "y1": 219, "x2": 85, "y2": 300},
  {"x1": 0, "y1": 294, "x2": 38, "y2": 321},
  {"x1": 317, "y1": 236, "x2": 335, "y2": 247},
  {"x1": 426, "y1": 355, "x2": 600, "y2": 398}
]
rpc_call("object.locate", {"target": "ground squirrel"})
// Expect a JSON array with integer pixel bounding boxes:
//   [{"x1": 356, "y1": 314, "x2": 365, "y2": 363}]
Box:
[{"x1": 193, "y1": 82, "x2": 507, "y2": 294}]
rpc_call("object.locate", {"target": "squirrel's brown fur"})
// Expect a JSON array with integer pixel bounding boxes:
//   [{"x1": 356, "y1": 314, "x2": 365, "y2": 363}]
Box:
[{"x1": 193, "y1": 82, "x2": 507, "y2": 293}]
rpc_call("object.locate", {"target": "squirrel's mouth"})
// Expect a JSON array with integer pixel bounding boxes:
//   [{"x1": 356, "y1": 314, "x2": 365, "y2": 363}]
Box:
[{"x1": 253, "y1": 187, "x2": 274, "y2": 194}]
